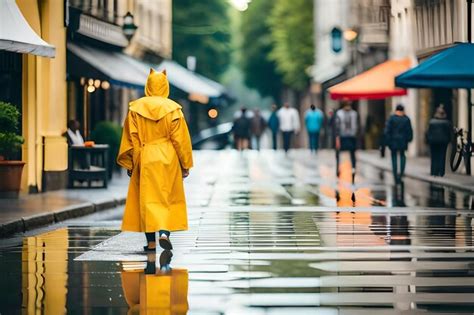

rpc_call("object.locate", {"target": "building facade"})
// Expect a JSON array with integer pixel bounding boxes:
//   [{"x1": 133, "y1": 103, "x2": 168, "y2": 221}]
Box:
[
  {"x1": 350, "y1": 0, "x2": 391, "y2": 150},
  {"x1": 310, "y1": 0, "x2": 352, "y2": 147},
  {"x1": 391, "y1": 0, "x2": 472, "y2": 157}
]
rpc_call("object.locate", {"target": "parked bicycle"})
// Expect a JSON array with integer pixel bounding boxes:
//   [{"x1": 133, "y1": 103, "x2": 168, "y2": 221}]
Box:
[{"x1": 450, "y1": 127, "x2": 473, "y2": 172}]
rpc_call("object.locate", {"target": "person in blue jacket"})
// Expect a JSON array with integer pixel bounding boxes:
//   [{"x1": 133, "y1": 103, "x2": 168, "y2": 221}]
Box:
[
  {"x1": 267, "y1": 104, "x2": 280, "y2": 150},
  {"x1": 304, "y1": 104, "x2": 324, "y2": 153}
]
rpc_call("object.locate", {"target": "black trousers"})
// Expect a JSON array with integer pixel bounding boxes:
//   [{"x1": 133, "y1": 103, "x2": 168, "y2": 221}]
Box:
[
  {"x1": 271, "y1": 131, "x2": 278, "y2": 150},
  {"x1": 282, "y1": 131, "x2": 294, "y2": 152},
  {"x1": 430, "y1": 143, "x2": 448, "y2": 176},
  {"x1": 391, "y1": 149, "x2": 406, "y2": 180},
  {"x1": 336, "y1": 149, "x2": 356, "y2": 174}
]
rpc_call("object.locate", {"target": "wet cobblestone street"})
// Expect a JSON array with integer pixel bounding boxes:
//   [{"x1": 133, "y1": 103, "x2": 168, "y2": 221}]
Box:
[{"x1": 1, "y1": 150, "x2": 473, "y2": 314}]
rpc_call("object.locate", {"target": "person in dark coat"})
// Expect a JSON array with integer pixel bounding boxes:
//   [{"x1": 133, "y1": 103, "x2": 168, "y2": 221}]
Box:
[
  {"x1": 250, "y1": 109, "x2": 267, "y2": 151},
  {"x1": 426, "y1": 106, "x2": 452, "y2": 176},
  {"x1": 232, "y1": 108, "x2": 251, "y2": 151},
  {"x1": 267, "y1": 104, "x2": 279, "y2": 150},
  {"x1": 384, "y1": 104, "x2": 413, "y2": 183}
]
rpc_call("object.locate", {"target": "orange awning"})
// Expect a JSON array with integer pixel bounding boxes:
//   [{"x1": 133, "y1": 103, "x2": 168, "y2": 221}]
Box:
[{"x1": 329, "y1": 59, "x2": 411, "y2": 100}]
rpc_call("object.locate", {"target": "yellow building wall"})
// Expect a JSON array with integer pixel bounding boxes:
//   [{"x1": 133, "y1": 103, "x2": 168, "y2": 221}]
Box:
[{"x1": 17, "y1": 0, "x2": 68, "y2": 192}]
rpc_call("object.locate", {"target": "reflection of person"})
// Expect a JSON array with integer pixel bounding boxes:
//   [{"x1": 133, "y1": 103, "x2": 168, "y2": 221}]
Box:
[
  {"x1": 267, "y1": 104, "x2": 279, "y2": 150},
  {"x1": 117, "y1": 69, "x2": 193, "y2": 252},
  {"x1": 426, "y1": 105, "x2": 452, "y2": 177},
  {"x1": 304, "y1": 104, "x2": 324, "y2": 153},
  {"x1": 277, "y1": 103, "x2": 300, "y2": 153},
  {"x1": 250, "y1": 109, "x2": 267, "y2": 151},
  {"x1": 335, "y1": 101, "x2": 358, "y2": 177},
  {"x1": 384, "y1": 104, "x2": 413, "y2": 183},
  {"x1": 392, "y1": 180, "x2": 406, "y2": 207},
  {"x1": 121, "y1": 251, "x2": 189, "y2": 314},
  {"x1": 232, "y1": 107, "x2": 251, "y2": 151},
  {"x1": 389, "y1": 215, "x2": 410, "y2": 245},
  {"x1": 65, "y1": 120, "x2": 85, "y2": 146}
]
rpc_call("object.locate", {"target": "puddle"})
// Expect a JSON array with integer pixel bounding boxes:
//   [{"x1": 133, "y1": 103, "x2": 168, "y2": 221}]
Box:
[{"x1": 1, "y1": 207, "x2": 473, "y2": 314}]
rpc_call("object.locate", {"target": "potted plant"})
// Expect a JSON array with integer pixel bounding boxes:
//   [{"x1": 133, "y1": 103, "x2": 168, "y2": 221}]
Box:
[{"x1": 0, "y1": 102, "x2": 25, "y2": 198}]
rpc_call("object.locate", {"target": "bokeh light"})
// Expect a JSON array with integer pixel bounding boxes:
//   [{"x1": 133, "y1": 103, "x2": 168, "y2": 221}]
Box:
[
  {"x1": 208, "y1": 108, "x2": 218, "y2": 119},
  {"x1": 229, "y1": 0, "x2": 250, "y2": 11}
]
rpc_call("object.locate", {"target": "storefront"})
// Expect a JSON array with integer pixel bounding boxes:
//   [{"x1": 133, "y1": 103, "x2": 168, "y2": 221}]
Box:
[
  {"x1": 0, "y1": 0, "x2": 66, "y2": 193},
  {"x1": 328, "y1": 59, "x2": 411, "y2": 149}
]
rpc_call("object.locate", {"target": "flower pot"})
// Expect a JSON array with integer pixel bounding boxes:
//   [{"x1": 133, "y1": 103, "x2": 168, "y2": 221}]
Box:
[{"x1": 0, "y1": 161, "x2": 25, "y2": 198}]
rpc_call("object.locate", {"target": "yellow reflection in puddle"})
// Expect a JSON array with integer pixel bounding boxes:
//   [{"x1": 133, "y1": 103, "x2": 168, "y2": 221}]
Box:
[
  {"x1": 320, "y1": 161, "x2": 386, "y2": 246},
  {"x1": 22, "y1": 228, "x2": 69, "y2": 315},
  {"x1": 121, "y1": 255, "x2": 189, "y2": 315}
]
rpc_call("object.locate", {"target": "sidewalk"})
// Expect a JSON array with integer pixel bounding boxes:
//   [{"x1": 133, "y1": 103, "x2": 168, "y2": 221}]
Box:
[
  {"x1": 358, "y1": 150, "x2": 474, "y2": 193},
  {"x1": 0, "y1": 174, "x2": 129, "y2": 237}
]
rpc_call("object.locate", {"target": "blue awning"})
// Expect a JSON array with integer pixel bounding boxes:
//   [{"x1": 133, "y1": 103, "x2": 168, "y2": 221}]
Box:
[
  {"x1": 67, "y1": 43, "x2": 148, "y2": 90},
  {"x1": 67, "y1": 43, "x2": 228, "y2": 102},
  {"x1": 395, "y1": 43, "x2": 474, "y2": 89}
]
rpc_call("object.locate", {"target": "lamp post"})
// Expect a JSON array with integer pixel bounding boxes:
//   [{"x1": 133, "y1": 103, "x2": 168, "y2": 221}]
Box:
[{"x1": 122, "y1": 12, "x2": 138, "y2": 41}]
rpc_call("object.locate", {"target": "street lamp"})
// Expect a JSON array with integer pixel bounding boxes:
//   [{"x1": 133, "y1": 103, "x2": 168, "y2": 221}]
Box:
[
  {"x1": 343, "y1": 29, "x2": 359, "y2": 42},
  {"x1": 122, "y1": 12, "x2": 138, "y2": 41}
]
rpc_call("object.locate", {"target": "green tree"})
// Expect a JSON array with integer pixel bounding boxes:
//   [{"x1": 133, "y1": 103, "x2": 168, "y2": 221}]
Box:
[
  {"x1": 268, "y1": 0, "x2": 314, "y2": 91},
  {"x1": 172, "y1": 0, "x2": 232, "y2": 80},
  {"x1": 241, "y1": 0, "x2": 283, "y2": 101}
]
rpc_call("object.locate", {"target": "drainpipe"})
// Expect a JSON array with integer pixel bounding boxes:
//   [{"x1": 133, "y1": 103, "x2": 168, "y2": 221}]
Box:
[{"x1": 467, "y1": 0, "x2": 472, "y2": 175}]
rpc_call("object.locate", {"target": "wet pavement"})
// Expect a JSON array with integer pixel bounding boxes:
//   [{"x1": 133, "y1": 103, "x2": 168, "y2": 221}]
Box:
[{"x1": 0, "y1": 150, "x2": 473, "y2": 314}]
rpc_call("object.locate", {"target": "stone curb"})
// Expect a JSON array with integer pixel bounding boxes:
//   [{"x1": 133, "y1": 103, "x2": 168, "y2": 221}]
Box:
[
  {"x1": 358, "y1": 155, "x2": 474, "y2": 193},
  {"x1": 0, "y1": 197, "x2": 126, "y2": 238}
]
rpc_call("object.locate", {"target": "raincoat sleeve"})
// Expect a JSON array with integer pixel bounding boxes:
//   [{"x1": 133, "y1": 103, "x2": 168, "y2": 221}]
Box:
[
  {"x1": 117, "y1": 111, "x2": 140, "y2": 170},
  {"x1": 170, "y1": 110, "x2": 194, "y2": 170}
]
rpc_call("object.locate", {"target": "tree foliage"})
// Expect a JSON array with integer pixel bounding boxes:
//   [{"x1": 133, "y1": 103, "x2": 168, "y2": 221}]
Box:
[
  {"x1": 268, "y1": 0, "x2": 314, "y2": 91},
  {"x1": 172, "y1": 0, "x2": 232, "y2": 81},
  {"x1": 240, "y1": 0, "x2": 283, "y2": 101}
]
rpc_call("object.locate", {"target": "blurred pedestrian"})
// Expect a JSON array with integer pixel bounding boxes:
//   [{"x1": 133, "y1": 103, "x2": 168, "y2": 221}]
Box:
[
  {"x1": 304, "y1": 104, "x2": 324, "y2": 153},
  {"x1": 250, "y1": 109, "x2": 267, "y2": 151},
  {"x1": 384, "y1": 104, "x2": 413, "y2": 183},
  {"x1": 327, "y1": 109, "x2": 336, "y2": 148},
  {"x1": 335, "y1": 101, "x2": 359, "y2": 178},
  {"x1": 426, "y1": 105, "x2": 452, "y2": 177},
  {"x1": 268, "y1": 104, "x2": 280, "y2": 150},
  {"x1": 117, "y1": 68, "x2": 193, "y2": 252},
  {"x1": 277, "y1": 103, "x2": 300, "y2": 153},
  {"x1": 65, "y1": 119, "x2": 89, "y2": 169},
  {"x1": 232, "y1": 107, "x2": 251, "y2": 151}
]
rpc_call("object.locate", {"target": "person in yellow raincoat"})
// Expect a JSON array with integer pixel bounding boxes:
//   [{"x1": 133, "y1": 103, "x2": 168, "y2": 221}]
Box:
[{"x1": 117, "y1": 68, "x2": 193, "y2": 251}]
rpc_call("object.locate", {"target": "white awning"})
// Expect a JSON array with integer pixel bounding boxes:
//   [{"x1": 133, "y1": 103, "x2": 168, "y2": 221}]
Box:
[{"x1": 0, "y1": 0, "x2": 55, "y2": 58}]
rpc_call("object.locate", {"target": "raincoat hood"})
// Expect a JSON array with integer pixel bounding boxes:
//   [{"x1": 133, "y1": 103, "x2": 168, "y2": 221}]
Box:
[
  {"x1": 145, "y1": 68, "x2": 169, "y2": 98},
  {"x1": 129, "y1": 68, "x2": 181, "y2": 121}
]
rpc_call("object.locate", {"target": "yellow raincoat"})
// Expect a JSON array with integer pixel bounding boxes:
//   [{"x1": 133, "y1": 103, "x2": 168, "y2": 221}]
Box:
[{"x1": 117, "y1": 69, "x2": 193, "y2": 232}]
